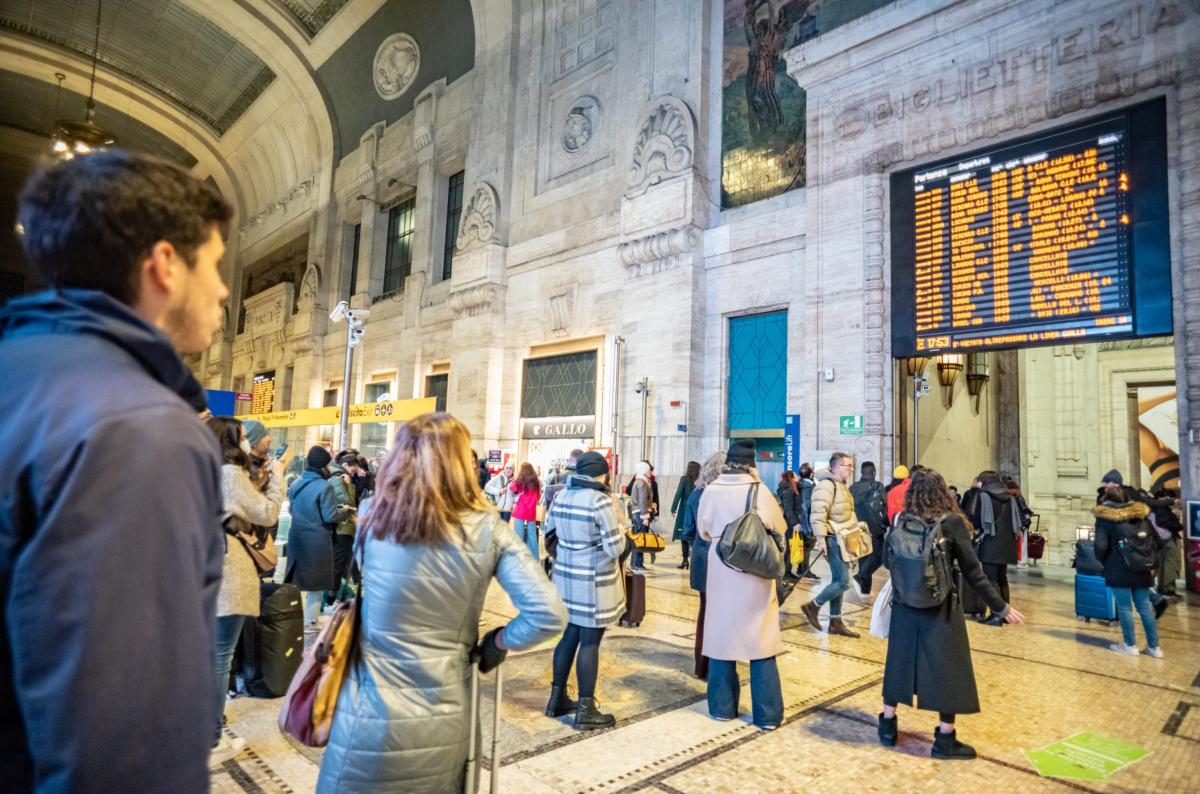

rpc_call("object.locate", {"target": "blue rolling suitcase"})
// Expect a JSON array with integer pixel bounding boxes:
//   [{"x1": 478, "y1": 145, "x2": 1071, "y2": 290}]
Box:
[{"x1": 1075, "y1": 573, "x2": 1116, "y2": 625}]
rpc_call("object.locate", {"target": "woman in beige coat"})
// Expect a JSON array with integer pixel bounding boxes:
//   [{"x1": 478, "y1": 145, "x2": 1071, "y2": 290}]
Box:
[{"x1": 697, "y1": 440, "x2": 787, "y2": 729}]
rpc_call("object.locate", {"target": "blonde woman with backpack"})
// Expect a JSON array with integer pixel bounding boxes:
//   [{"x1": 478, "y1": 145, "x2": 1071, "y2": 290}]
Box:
[{"x1": 880, "y1": 468, "x2": 1024, "y2": 760}]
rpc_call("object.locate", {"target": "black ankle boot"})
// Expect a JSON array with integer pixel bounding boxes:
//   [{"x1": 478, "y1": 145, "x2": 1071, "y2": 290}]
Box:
[
  {"x1": 931, "y1": 728, "x2": 976, "y2": 759},
  {"x1": 574, "y1": 697, "x2": 616, "y2": 731},
  {"x1": 545, "y1": 685, "x2": 577, "y2": 718},
  {"x1": 878, "y1": 713, "x2": 898, "y2": 747}
]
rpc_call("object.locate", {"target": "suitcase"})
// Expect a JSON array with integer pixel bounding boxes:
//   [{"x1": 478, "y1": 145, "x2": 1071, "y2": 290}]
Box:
[
  {"x1": 464, "y1": 660, "x2": 503, "y2": 794},
  {"x1": 957, "y1": 569, "x2": 987, "y2": 617},
  {"x1": 239, "y1": 582, "x2": 304, "y2": 697},
  {"x1": 1075, "y1": 572, "x2": 1117, "y2": 624},
  {"x1": 619, "y1": 570, "x2": 646, "y2": 628},
  {"x1": 1027, "y1": 532, "x2": 1046, "y2": 560}
]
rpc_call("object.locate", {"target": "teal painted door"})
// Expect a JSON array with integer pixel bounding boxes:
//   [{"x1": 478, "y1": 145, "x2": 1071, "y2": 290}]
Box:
[{"x1": 727, "y1": 311, "x2": 787, "y2": 432}]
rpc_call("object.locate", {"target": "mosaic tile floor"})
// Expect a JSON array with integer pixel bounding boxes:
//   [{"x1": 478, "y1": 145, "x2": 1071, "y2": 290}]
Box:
[{"x1": 214, "y1": 548, "x2": 1200, "y2": 793}]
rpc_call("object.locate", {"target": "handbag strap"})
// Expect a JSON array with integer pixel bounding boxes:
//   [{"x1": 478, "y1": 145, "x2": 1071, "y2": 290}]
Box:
[{"x1": 744, "y1": 482, "x2": 759, "y2": 514}]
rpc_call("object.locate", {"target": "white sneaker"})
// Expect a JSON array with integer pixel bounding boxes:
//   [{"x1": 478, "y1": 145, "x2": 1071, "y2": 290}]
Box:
[
  {"x1": 1143, "y1": 646, "x2": 1165, "y2": 658},
  {"x1": 209, "y1": 735, "x2": 246, "y2": 766},
  {"x1": 1108, "y1": 643, "x2": 1139, "y2": 656}
]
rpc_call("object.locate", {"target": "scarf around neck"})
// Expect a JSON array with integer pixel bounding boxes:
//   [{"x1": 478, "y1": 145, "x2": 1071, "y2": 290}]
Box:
[{"x1": 978, "y1": 490, "x2": 1021, "y2": 538}]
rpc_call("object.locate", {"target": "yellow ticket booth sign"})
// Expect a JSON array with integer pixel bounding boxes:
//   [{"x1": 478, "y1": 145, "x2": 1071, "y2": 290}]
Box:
[{"x1": 241, "y1": 397, "x2": 437, "y2": 428}]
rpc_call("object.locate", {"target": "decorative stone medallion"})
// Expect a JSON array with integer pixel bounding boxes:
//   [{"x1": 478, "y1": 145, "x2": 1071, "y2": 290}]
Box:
[
  {"x1": 561, "y1": 96, "x2": 601, "y2": 155},
  {"x1": 373, "y1": 33, "x2": 421, "y2": 100}
]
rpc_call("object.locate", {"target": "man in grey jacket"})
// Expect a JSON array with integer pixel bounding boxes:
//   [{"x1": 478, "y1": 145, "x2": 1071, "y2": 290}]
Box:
[{"x1": 0, "y1": 151, "x2": 232, "y2": 791}]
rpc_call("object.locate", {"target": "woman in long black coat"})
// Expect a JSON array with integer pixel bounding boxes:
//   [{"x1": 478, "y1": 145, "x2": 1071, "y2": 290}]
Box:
[{"x1": 880, "y1": 469, "x2": 1025, "y2": 760}]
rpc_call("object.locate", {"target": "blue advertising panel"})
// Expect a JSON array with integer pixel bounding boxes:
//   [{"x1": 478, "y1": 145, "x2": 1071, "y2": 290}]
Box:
[{"x1": 784, "y1": 413, "x2": 800, "y2": 473}]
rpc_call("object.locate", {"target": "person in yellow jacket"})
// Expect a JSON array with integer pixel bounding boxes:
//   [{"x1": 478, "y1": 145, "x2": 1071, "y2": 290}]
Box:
[{"x1": 801, "y1": 452, "x2": 861, "y2": 637}]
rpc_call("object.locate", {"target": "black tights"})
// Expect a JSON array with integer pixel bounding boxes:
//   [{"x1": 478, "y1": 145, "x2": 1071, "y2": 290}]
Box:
[
  {"x1": 552, "y1": 624, "x2": 606, "y2": 698},
  {"x1": 885, "y1": 701, "x2": 954, "y2": 724},
  {"x1": 680, "y1": 539, "x2": 690, "y2": 560}
]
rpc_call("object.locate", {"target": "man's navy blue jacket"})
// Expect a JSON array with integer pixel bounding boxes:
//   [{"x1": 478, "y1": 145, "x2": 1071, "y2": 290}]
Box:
[{"x1": 0, "y1": 290, "x2": 224, "y2": 793}]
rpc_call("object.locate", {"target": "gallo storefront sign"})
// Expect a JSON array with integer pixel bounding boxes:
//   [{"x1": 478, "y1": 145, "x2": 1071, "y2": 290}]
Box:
[
  {"x1": 241, "y1": 397, "x2": 437, "y2": 429},
  {"x1": 520, "y1": 415, "x2": 596, "y2": 440}
]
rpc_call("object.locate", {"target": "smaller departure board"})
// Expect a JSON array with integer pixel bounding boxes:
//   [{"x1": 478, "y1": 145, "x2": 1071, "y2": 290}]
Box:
[{"x1": 251, "y1": 372, "x2": 276, "y2": 415}]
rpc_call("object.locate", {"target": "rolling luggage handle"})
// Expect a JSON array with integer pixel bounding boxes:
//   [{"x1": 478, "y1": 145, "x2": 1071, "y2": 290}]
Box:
[{"x1": 464, "y1": 659, "x2": 504, "y2": 794}]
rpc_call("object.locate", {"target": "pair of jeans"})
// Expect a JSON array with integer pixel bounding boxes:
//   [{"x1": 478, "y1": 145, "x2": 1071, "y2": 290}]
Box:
[
  {"x1": 303, "y1": 590, "x2": 324, "y2": 625},
  {"x1": 1111, "y1": 587, "x2": 1159, "y2": 648},
  {"x1": 551, "y1": 624, "x2": 606, "y2": 698},
  {"x1": 707, "y1": 657, "x2": 782, "y2": 728},
  {"x1": 213, "y1": 615, "x2": 246, "y2": 742},
  {"x1": 814, "y1": 540, "x2": 850, "y2": 617},
  {"x1": 513, "y1": 519, "x2": 540, "y2": 560}
]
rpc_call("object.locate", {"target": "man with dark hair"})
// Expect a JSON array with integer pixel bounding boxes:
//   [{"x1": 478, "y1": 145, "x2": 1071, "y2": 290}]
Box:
[
  {"x1": 850, "y1": 461, "x2": 887, "y2": 598},
  {"x1": 0, "y1": 150, "x2": 233, "y2": 790}
]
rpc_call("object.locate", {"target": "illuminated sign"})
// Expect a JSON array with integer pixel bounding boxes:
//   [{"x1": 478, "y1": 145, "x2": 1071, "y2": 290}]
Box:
[
  {"x1": 251, "y1": 372, "x2": 276, "y2": 414},
  {"x1": 891, "y1": 99, "x2": 1171, "y2": 356}
]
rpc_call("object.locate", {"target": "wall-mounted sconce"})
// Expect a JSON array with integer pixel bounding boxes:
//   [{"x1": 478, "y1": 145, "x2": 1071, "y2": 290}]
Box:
[
  {"x1": 904, "y1": 356, "x2": 929, "y2": 377},
  {"x1": 937, "y1": 353, "x2": 964, "y2": 407},
  {"x1": 966, "y1": 352, "x2": 990, "y2": 414}
]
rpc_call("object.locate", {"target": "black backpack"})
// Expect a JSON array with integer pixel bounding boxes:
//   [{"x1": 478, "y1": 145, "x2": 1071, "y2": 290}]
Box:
[
  {"x1": 853, "y1": 481, "x2": 887, "y2": 534},
  {"x1": 885, "y1": 513, "x2": 954, "y2": 608},
  {"x1": 1116, "y1": 519, "x2": 1157, "y2": 574}
]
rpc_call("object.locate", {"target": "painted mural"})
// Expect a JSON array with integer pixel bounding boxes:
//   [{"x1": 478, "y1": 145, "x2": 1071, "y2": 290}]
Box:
[
  {"x1": 1136, "y1": 384, "x2": 1180, "y2": 491},
  {"x1": 721, "y1": 0, "x2": 894, "y2": 208}
]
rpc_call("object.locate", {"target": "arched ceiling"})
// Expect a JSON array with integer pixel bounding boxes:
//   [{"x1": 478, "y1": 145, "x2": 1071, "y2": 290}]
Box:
[
  {"x1": 0, "y1": 67, "x2": 196, "y2": 166},
  {"x1": 0, "y1": 0, "x2": 275, "y2": 135}
]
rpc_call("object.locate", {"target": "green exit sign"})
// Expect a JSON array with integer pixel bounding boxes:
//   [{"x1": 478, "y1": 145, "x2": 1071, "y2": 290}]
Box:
[{"x1": 839, "y1": 415, "x2": 864, "y2": 435}]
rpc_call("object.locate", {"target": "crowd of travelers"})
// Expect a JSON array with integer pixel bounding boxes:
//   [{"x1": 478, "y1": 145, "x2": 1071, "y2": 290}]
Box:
[{"x1": 0, "y1": 150, "x2": 1189, "y2": 792}]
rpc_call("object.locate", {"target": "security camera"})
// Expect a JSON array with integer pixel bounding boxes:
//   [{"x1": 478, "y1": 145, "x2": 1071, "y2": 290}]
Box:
[
  {"x1": 348, "y1": 326, "x2": 367, "y2": 348},
  {"x1": 634, "y1": 381, "x2": 645, "y2": 394},
  {"x1": 329, "y1": 301, "x2": 348, "y2": 322},
  {"x1": 345, "y1": 308, "x2": 370, "y2": 323}
]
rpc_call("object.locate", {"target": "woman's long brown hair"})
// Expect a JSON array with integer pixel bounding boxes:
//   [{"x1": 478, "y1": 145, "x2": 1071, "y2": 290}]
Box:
[
  {"x1": 516, "y1": 462, "x2": 540, "y2": 491},
  {"x1": 779, "y1": 469, "x2": 799, "y2": 494},
  {"x1": 363, "y1": 412, "x2": 490, "y2": 545},
  {"x1": 904, "y1": 468, "x2": 973, "y2": 529}
]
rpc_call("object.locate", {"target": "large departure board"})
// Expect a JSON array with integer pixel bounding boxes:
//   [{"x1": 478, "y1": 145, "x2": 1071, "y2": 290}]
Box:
[{"x1": 891, "y1": 99, "x2": 1171, "y2": 357}]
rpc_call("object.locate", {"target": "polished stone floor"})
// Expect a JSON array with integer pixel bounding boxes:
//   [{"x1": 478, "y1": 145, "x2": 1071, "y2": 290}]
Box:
[{"x1": 214, "y1": 545, "x2": 1200, "y2": 793}]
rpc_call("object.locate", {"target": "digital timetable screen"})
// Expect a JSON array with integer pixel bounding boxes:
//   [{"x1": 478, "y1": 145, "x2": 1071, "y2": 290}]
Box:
[{"x1": 891, "y1": 99, "x2": 1171, "y2": 357}]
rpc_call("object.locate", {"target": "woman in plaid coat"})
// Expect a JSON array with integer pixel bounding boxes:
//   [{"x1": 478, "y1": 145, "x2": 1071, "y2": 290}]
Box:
[{"x1": 544, "y1": 452, "x2": 631, "y2": 730}]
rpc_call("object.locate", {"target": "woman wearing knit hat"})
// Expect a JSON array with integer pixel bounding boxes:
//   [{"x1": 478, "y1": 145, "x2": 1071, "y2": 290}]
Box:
[
  {"x1": 696, "y1": 439, "x2": 789, "y2": 730},
  {"x1": 285, "y1": 447, "x2": 352, "y2": 628}
]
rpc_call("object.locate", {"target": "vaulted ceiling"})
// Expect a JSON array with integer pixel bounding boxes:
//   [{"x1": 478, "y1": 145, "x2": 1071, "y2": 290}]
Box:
[{"x1": 1, "y1": 0, "x2": 275, "y2": 134}]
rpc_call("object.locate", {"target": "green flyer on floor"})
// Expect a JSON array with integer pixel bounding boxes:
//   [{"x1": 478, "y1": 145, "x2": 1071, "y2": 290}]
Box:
[{"x1": 1024, "y1": 732, "x2": 1150, "y2": 781}]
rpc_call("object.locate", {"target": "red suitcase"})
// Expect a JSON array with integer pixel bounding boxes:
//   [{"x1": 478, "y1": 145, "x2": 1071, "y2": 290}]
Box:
[{"x1": 1027, "y1": 532, "x2": 1046, "y2": 560}]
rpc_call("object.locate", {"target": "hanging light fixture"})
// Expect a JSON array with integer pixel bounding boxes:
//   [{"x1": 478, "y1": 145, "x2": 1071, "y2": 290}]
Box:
[
  {"x1": 965, "y1": 352, "x2": 990, "y2": 414},
  {"x1": 51, "y1": 0, "x2": 117, "y2": 158},
  {"x1": 937, "y1": 352, "x2": 964, "y2": 406}
]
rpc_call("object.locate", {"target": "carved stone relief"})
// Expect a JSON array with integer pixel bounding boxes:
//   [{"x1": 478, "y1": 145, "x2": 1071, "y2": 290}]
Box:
[
  {"x1": 373, "y1": 33, "x2": 421, "y2": 100},
  {"x1": 454, "y1": 183, "x2": 500, "y2": 251},
  {"x1": 547, "y1": 285, "x2": 576, "y2": 338},
  {"x1": 448, "y1": 283, "x2": 502, "y2": 318},
  {"x1": 618, "y1": 225, "x2": 700, "y2": 277},
  {"x1": 561, "y1": 96, "x2": 601, "y2": 155},
  {"x1": 297, "y1": 263, "x2": 321, "y2": 310},
  {"x1": 626, "y1": 96, "x2": 696, "y2": 198}
]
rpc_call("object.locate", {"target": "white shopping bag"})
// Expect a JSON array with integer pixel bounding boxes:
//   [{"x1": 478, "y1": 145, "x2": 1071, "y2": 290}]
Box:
[{"x1": 869, "y1": 579, "x2": 893, "y2": 639}]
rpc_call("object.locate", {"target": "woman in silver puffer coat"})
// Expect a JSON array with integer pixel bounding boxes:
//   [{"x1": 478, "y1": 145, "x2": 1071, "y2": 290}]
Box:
[{"x1": 316, "y1": 413, "x2": 566, "y2": 793}]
